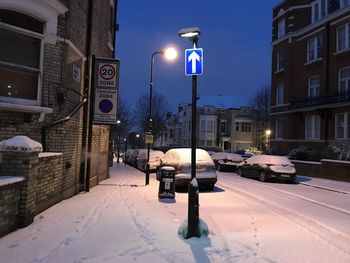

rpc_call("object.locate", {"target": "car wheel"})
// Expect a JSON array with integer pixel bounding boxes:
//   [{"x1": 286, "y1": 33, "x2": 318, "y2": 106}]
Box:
[
  {"x1": 237, "y1": 168, "x2": 243, "y2": 176},
  {"x1": 259, "y1": 171, "x2": 267, "y2": 182}
]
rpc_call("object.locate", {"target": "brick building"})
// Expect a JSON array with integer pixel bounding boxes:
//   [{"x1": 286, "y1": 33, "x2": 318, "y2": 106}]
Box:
[
  {"x1": 0, "y1": 0, "x2": 118, "y2": 198},
  {"x1": 271, "y1": 0, "x2": 350, "y2": 153}
]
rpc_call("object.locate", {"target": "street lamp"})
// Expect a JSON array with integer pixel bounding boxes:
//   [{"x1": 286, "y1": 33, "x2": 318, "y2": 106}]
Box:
[
  {"x1": 178, "y1": 27, "x2": 201, "y2": 239},
  {"x1": 265, "y1": 129, "x2": 271, "y2": 151},
  {"x1": 145, "y1": 47, "x2": 177, "y2": 186},
  {"x1": 124, "y1": 137, "x2": 127, "y2": 166},
  {"x1": 116, "y1": 120, "x2": 121, "y2": 163}
]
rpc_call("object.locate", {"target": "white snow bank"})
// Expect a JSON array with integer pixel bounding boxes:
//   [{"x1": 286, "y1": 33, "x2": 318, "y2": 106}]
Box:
[{"x1": 0, "y1": 136, "x2": 42, "y2": 152}]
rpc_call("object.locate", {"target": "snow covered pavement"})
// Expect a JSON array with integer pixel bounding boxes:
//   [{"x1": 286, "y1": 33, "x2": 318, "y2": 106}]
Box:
[{"x1": 0, "y1": 161, "x2": 349, "y2": 263}]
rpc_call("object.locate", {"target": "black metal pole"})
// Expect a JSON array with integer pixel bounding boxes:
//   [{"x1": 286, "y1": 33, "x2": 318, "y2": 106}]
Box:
[
  {"x1": 187, "y1": 37, "x2": 199, "y2": 238},
  {"x1": 146, "y1": 51, "x2": 162, "y2": 185}
]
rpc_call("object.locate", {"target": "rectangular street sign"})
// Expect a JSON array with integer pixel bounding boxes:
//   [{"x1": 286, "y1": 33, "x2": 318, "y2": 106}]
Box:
[
  {"x1": 185, "y1": 48, "x2": 203, "y2": 76},
  {"x1": 93, "y1": 58, "x2": 120, "y2": 125}
]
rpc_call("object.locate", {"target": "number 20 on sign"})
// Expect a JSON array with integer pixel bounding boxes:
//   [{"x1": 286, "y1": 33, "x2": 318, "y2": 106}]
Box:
[{"x1": 98, "y1": 63, "x2": 116, "y2": 87}]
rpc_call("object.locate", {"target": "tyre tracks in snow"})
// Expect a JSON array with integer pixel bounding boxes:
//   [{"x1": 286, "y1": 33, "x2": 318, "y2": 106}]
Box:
[{"x1": 217, "y1": 174, "x2": 350, "y2": 256}]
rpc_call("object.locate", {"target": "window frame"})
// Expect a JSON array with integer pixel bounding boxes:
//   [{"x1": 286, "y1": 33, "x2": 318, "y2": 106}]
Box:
[
  {"x1": 336, "y1": 23, "x2": 350, "y2": 52},
  {"x1": 307, "y1": 36, "x2": 323, "y2": 62},
  {"x1": 338, "y1": 66, "x2": 350, "y2": 93},
  {"x1": 277, "y1": 18, "x2": 285, "y2": 38},
  {"x1": 276, "y1": 83, "x2": 284, "y2": 105},
  {"x1": 0, "y1": 17, "x2": 44, "y2": 106},
  {"x1": 276, "y1": 51, "x2": 285, "y2": 71},
  {"x1": 308, "y1": 75, "x2": 320, "y2": 97},
  {"x1": 305, "y1": 115, "x2": 321, "y2": 140},
  {"x1": 276, "y1": 119, "x2": 284, "y2": 139},
  {"x1": 335, "y1": 113, "x2": 350, "y2": 139}
]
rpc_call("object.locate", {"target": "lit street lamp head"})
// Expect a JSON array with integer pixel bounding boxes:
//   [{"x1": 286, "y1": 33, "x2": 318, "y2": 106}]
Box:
[
  {"x1": 178, "y1": 27, "x2": 201, "y2": 40},
  {"x1": 163, "y1": 47, "x2": 177, "y2": 61}
]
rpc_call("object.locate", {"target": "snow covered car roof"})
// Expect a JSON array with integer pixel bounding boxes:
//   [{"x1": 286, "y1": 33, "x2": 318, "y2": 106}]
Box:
[
  {"x1": 211, "y1": 152, "x2": 244, "y2": 162},
  {"x1": 244, "y1": 155, "x2": 294, "y2": 166},
  {"x1": 138, "y1": 150, "x2": 164, "y2": 160},
  {"x1": 161, "y1": 148, "x2": 214, "y2": 166}
]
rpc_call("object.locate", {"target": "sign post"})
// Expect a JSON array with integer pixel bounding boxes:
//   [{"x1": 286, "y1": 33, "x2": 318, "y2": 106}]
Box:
[{"x1": 93, "y1": 58, "x2": 120, "y2": 125}]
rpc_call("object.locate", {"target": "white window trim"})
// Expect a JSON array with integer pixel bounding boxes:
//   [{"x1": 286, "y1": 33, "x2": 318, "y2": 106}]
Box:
[
  {"x1": 276, "y1": 83, "x2": 284, "y2": 105},
  {"x1": 308, "y1": 75, "x2": 320, "y2": 97},
  {"x1": 307, "y1": 36, "x2": 322, "y2": 62},
  {"x1": 335, "y1": 113, "x2": 350, "y2": 139},
  {"x1": 0, "y1": 0, "x2": 68, "y2": 44},
  {"x1": 305, "y1": 115, "x2": 321, "y2": 140},
  {"x1": 336, "y1": 23, "x2": 350, "y2": 52},
  {"x1": 276, "y1": 119, "x2": 284, "y2": 139},
  {"x1": 338, "y1": 66, "x2": 350, "y2": 93}
]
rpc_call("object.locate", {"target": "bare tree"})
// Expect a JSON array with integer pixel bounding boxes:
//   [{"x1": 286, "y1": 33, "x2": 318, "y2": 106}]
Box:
[
  {"x1": 250, "y1": 86, "x2": 271, "y2": 122},
  {"x1": 118, "y1": 98, "x2": 133, "y2": 138},
  {"x1": 134, "y1": 92, "x2": 170, "y2": 140}
]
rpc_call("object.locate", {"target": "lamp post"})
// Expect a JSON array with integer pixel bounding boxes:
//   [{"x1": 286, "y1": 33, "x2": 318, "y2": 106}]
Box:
[
  {"x1": 265, "y1": 129, "x2": 271, "y2": 151},
  {"x1": 145, "y1": 47, "x2": 177, "y2": 186},
  {"x1": 116, "y1": 119, "x2": 121, "y2": 163},
  {"x1": 124, "y1": 137, "x2": 127, "y2": 166},
  {"x1": 178, "y1": 27, "x2": 201, "y2": 239}
]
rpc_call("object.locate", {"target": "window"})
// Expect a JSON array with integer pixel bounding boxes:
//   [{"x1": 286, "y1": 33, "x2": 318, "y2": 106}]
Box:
[
  {"x1": 277, "y1": 18, "x2": 285, "y2": 38},
  {"x1": 276, "y1": 119, "x2": 284, "y2": 139},
  {"x1": 312, "y1": 0, "x2": 330, "y2": 23},
  {"x1": 335, "y1": 113, "x2": 350, "y2": 139},
  {"x1": 241, "y1": 122, "x2": 251, "y2": 132},
  {"x1": 276, "y1": 83, "x2": 284, "y2": 105},
  {"x1": 200, "y1": 140, "x2": 205, "y2": 146},
  {"x1": 341, "y1": 0, "x2": 350, "y2": 8},
  {"x1": 337, "y1": 23, "x2": 350, "y2": 52},
  {"x1": 0, "y1": 10, "x2": 43, "y2": 106},
  {"x1": 200, "y1": 120, "x2": 206, "y2": 132},
  {"x1": 307, "y1": 36, "x2": 323, "y2": 62},
  {"x1": 308, "y1": 76, "x2": 320, "y2": 97},
  {"x1": 276, "y1": 51, "x2": 285, "y2": 71},
  {"x1": 207, "y1": 120, "x2": 214, "y2": 133},
  {"x1": 206, "y1": 140, "x2": 213, "y2": 147},
  {"x1": 339, "y1": 67, "x2": 350, "y2": 93},
  {"x1": 305, "y1": 115, "x2": 321, "y2": 139},
  {"x1": 235, "y1": 122, "x2": 240, "y2": 132},
  {"x1": 220, "y1": 120, "x2": 227, "y2": 134}
]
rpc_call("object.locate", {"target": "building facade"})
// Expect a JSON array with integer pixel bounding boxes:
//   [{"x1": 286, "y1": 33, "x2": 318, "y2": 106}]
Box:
[
  {"x1": 0, "y1": 0, "x2": 118, "y2": 197},
  {"x1": 271, "y1": 0, "x2": 350, "y2": 153},
  {"x1": 156, "y1": 95, "x2": 264, "y2": 152}
]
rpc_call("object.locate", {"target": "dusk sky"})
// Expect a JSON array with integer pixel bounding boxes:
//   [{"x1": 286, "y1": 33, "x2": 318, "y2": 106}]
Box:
[{"x1": 116, "y1": 0, "x2": 281, "y2": 112}]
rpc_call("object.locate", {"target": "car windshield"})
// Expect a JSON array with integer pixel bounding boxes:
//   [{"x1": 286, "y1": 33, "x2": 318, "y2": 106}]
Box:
[{"x1": 245, "y1": 155, "x2": 293, "y2": 166}]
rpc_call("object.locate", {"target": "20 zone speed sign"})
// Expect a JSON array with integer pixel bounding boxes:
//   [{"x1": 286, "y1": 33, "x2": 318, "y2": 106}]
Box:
[{"x1": 98, "y1": 63, "x2": 117, "y2": 87}]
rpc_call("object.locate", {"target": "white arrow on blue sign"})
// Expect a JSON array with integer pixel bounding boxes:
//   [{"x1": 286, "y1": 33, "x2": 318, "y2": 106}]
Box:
[{"x1": 185, "y1": 48, "x2": 203, "y2": 76}]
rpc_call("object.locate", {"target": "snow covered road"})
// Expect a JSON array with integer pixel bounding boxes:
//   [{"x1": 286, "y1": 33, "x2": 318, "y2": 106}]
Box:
[{"x1": 0, "y1": 162, "x2": 349, "y2": 263}]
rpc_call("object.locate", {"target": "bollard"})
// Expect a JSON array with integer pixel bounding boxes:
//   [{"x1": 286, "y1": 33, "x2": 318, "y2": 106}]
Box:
[{"x1": 187, "y1": 178, "x2": 199, "y2": 238}]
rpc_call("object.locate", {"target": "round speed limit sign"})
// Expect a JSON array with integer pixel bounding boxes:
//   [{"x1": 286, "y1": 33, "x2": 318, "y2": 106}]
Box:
[{"x1": 98, "y1": 63, "x2": 117, "y2": 87}]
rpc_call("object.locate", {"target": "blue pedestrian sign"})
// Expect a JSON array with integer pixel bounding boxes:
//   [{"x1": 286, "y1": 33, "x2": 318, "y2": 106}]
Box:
[{"x1": 185, "y1": 48, "x2": 203, "y2": 76}]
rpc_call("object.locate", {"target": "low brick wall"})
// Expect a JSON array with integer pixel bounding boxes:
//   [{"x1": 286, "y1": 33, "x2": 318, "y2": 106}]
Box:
[
  {"x1": 292, "y1": 159, "x2": 350, "y2": 182},
  {"x1": 35, "y1": 153, "x2": 63, "y2": 214},
  {"x1": 0, "y1": 177, "x2": 25, "y2": 237}
]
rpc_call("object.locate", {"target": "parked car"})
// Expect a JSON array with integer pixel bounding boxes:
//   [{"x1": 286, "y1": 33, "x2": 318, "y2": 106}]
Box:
[
  {"x1": 137, "y1": 150, "x2": 164, "y2": 171},
  {"x1": 156, "y1": 148, "x2": 217, "y2": 190},
  {"x1": 211, "y1": 152, "x2": 244, "y2": 172},
  {"x1": 236, "y1": 155, "x2": 296, "y2": 183},
  {"x1": 123, "y1": 149, "x2": 135, "y2": 164}
]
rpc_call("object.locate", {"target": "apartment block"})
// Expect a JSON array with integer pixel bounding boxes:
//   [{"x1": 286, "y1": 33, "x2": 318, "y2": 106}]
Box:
[{"x1": 271, "y1": 0, "x2": 350, "y2": 152}]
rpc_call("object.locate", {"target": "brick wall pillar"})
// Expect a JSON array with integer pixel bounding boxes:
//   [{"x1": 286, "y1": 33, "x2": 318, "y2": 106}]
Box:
[{"x1": 0, "y1": 136, "x2": 42, "y2": 227}]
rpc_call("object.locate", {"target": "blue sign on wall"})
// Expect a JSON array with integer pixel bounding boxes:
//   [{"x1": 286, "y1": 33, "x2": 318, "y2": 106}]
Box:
[{"x1": 185, "y1": 48, "x2": 203, "y2": 76}]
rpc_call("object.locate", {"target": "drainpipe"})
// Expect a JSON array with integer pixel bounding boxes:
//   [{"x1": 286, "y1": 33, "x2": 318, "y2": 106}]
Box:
[{"x1": 80, "y1": 0, "x2": 94, "y2": 192}]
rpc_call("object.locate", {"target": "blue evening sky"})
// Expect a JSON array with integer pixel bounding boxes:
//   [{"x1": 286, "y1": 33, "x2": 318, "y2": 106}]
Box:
[{"x1": 116, "y1": 0, "x2": 281, "y2": 112}]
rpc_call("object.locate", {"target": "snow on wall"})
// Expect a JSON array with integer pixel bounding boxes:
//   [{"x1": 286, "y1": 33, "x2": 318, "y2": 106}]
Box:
[{"x1": 0, "y1": 136, "x2": 42, "y2": 152}]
